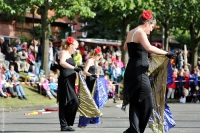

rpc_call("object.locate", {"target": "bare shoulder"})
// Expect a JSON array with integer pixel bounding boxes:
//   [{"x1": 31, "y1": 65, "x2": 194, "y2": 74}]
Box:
[
  {"x1": 60, "y1": 51, "x2": 71, "y2": 59},
  {"x1": 86, "y1": 58, "x2": 93, "y2": 64}
]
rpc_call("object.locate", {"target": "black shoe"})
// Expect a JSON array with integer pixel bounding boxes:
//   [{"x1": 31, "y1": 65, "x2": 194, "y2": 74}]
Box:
[
  {"x1": 123, "y1": 128, "x2": 130, "y2": 133},
  {"x1": 61, "y1": 126, "x2": 75, "y2": 131},
  {"x1": 23, "y1": 95, "x2": 28, "y2": 100},
  {"x1": 18, "y1": 96, "x2": 24, "y2": 100}
]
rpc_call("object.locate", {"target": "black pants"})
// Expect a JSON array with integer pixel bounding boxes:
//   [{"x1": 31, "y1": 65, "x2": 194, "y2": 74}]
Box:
[
  {"x1": 59, "y1": 98, "x2": 79, "y2": 127},
  {"x1": 128, "y1": 95, "x2": 153, "y2": 133}
]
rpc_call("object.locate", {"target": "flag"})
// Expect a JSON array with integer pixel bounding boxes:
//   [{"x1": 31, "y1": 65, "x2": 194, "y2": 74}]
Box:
[{"x1": 92, "y1": 76, "x2": 108, "y2": 109}]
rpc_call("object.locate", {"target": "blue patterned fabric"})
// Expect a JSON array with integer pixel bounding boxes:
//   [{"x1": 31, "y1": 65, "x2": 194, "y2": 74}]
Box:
[{"x1": 78, "y1": 76, "x2": 108, "y2": 127}]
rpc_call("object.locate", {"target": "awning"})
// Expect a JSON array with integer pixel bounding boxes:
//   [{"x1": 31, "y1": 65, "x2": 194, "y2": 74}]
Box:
[{"x1": 77, "y1": 38, "x2": 122, "y2": 47}]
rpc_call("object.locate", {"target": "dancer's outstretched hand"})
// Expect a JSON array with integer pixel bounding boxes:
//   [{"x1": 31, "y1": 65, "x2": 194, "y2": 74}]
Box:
[
  {"x1": 165, "y1": 52, "x2": 176, "y2": 59},
  {"x1": 91, "y1": 74, "x2": 97, "y2": 78}
]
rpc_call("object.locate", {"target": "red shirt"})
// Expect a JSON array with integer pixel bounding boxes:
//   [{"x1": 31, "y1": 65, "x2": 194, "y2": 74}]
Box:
[
  {"x1": 184, "y1": 75, "x2": 190, "y2": 89},
  {"x1": 79, "y1": 46, "x2": 85, "y2": 56},
  {"x1": 167, "y1": 74, "x2": 177, "y2": 89}
]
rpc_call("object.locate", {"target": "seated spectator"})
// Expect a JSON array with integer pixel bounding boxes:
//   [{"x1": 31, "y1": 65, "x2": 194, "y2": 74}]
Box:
[
  {"x1": 48, "y1": 74, "x2": 57, "y2": 97},
  {"x1": 14, "y1": 39, "x2": 22, "y2": 52},
  {"x1": 9, "y1": 74, "x2": 27, "y2": 100},
  {"x1": 5, "y1": 65, "x2": 19, "y2": 81},
  {"x1": 21, "y1": 42, "x2": 28, "y2": 51},
  {"x1": 0, "y1": 62, "x2": 5, "y2": 75},
  {"x1": 29, "y1": 40, "x2": 38, "y2": 59},
  {"x1": 191, "y1": 86, "x2": 200, "y2": 103},
  {"x1": 26, "y1": 48, "x2": 36, "y2": 65},
  {"x1": 5, "y1": 47, "x2": 15, "y2": 70},
  {"x1": 49, "y1": 69, "x2": 59, "y2": 83},
  {"x1": 0, "y1": 77, "x2": 7, "y2": 98},
  {"x1": 25, "y1": 65, "x2": 39, "y2": 84},
  {"x1": 2, "y1": 74, "x2": 16, "y2": 98},
  {"x1": 38, "y1": 69, "x2": 45, "y2": 80},
  {"x1": 19, "y1": 48, "x2": 30, "y2": 72},
  {"x1": 13, "y1": 47, "x2": 25, "y2": 72},
  {"x1": 42, "y1": 79, "x2": 55, "y2": 99}
]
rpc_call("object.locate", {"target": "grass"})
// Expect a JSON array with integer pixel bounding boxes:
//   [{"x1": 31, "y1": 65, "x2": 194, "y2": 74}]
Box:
[{"x1": 0, "y1": 72, "x2": 57, "y2": 108}]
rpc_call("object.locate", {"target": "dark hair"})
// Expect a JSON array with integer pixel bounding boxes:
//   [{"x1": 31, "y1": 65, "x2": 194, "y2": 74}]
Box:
[{"x1": 138, "y1": 15, "x2": 156, "y2": 25}]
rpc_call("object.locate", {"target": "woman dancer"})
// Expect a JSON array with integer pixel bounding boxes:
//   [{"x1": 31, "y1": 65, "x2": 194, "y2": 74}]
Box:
[
  {"x1": 84, "y1": 47, "x2": 102, "y2": 93},
  {"x1": 78, "y1": 47, "x2": 102, "y2": 127},
  {"x1": 57, "y1": 36, "x2": 81, "y2": 131},
  {"x1": 122, "y1": 10, "x2": 176, "y2": 133}
]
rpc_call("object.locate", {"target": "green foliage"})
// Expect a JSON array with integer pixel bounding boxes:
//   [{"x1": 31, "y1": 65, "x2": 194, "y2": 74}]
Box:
[{"x1": 79, "y1": 0, "x2": 155, "y2": 41}]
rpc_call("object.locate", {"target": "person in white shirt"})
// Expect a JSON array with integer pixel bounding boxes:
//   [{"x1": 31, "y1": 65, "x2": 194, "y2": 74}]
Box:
[{"x1": 49, "y1": 41, "x2": 54, "y2": 69}]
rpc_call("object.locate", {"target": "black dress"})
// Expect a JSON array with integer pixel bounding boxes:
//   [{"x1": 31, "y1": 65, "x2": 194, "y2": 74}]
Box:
[
  {"x1": 123, "y1": 43, "x2": 151, "y2": 105},
  {"x1": 123, "y1": 42, "x2": 153, "y2": 133},
  {"x1": 57, "y1": 57, "x2": 79, "y2": 127},
  {"x1": 86, "y1": 65, "x2": 96, "y2": 93}
]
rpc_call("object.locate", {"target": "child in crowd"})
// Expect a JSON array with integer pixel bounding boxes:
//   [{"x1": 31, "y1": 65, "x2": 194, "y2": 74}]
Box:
[
  {"x1": 167, "y1": 69, "x2": 177, "y2": 99},
  {"x1": 38, "y1": 69, "x2": 45, "y2": 80},
  {"x1": 188, "y1": 69, "x2": 198, "y2": 93},
  {"x1": 42, "y1": 79, "x2": 56, "y2": 99},
  {"x1": 105, "y1": 75, "x2": 116, "y2": 102},
  {"x1": 177, "y1": 69, "x2": 185, "y2": 99},
  {"x1": 0, "y1": 77, "x2": 7, "y2": 98},
  {"x1": 184, "y1": 70, "x2": 190, "y2": 90},
  {"x1": 192, "y1": 86, "x2": 200, "y2": 103},
  {"x1": 48, "y1": 74, "x2": 57, "y2": 97}
]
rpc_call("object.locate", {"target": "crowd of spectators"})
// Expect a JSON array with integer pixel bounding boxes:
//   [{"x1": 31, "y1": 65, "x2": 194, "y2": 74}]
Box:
[
  {"x1": 167, "y1": 49, "x2": 200, "y2": 103},
  {"x1": 1, "y1": 36, "x2": 199, "y2": 104}
]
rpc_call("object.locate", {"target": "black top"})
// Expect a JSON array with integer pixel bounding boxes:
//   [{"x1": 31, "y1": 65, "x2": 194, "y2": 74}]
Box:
[
  {"x1": 86, "y1": 65, "x2": 96, "y2": 93},
  {"x1": 57, "y1": 58, "x2": 77, "y2": 106},
  {"x1": 59, "y1": 58, "x2": 76, "y2": 77},
  {"x1": 123, "y1": 42, "x2": 151, "y2": 106}
]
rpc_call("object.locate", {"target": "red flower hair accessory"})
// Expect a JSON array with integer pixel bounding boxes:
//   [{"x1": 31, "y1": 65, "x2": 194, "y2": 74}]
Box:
[
  {"x1": 142, "y1": 10, "x2": 152, "y2": 20},
  {"x1": 66, "y1": 36, "x2": 74, "y2": 45},
  {"x1": 94, "y1": 47, "x2": 101, "y2": 54}
]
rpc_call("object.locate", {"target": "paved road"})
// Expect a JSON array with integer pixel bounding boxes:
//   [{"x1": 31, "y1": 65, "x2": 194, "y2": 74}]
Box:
[{"x1": 1, "y1": 100, "x2": 200, "y2": 133}]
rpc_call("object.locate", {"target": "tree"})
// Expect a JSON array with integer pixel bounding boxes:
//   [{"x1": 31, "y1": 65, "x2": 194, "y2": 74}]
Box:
[
  {"x1": 87, "y1": 0, "x2": 154, "y2": 64},
  {"x1": 0, "y1": 0, "x2": 96, "y2": 76},
  {"x1": 152, "y1": 0, "x2": 180, "y2": 51},
  {"x1": 176, "y1": 0, "x2": 200, "y2": 68}
]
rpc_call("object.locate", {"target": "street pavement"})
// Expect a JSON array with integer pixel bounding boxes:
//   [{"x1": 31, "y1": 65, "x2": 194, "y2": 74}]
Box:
[{"x1": 1, "y1": 99, "x2": 200, "y2": 133}]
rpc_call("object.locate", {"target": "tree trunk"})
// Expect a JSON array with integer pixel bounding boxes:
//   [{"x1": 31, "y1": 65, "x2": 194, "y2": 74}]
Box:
[
  {"x1": 163, "y1": 22, "x2": 169, "y2": 51},
  {"x1": 41, "y1": 0, "x2": 49, "y2": 77},
  {"x1": 191, "y1": 43, "x2": 198, "y2": 70},
  {"x1": 121, "y1": 17, "x2": 131, "y2": 66},
  {"x1": 189, "y1": 22, "x2": 199, "y2": 70}
]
